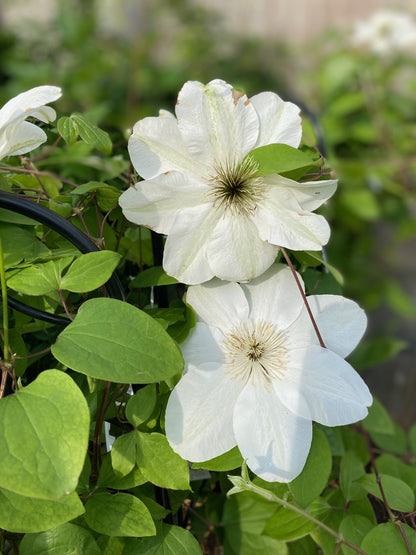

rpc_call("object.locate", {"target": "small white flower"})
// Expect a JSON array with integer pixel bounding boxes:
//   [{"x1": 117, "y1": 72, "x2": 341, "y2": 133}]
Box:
[
  {"x1": 351, "y1": 10, "x2": 416, "y2": 55},
  {"x1": 0, "y1": 85, "x2": 62, "y2": 161},
  {"x1": 119, "y1": 79, "x2": 337, "y2": 284},
  {"x1": 165, "y1": 264, "x2": 372, "y2": 482}
]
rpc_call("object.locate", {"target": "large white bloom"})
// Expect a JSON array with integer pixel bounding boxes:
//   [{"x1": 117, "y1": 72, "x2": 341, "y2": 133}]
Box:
[
  {"x1": 165, "y1": 264, "x2": 372, "y2": 482},
  {"x1": 119, "y1": 79, "x2": 337, "y2": 284},
  {"x1": 351, "y1": 10, "x2": 416, "y2": 55},
  {"x1": 0, "y1": 85, "x2": 62, "y2": 161}
]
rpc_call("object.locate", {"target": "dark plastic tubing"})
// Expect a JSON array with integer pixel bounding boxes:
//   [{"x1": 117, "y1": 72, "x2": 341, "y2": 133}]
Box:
[{"x1": 0, "y1": 190, "x2": 125, "y2": 325}]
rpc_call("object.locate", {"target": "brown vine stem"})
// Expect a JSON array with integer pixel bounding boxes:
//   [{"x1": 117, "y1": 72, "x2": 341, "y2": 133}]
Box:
[
  {"x1": 90, "y1": 380, "x2": 111, "y2": 483},
  {"x1": 0, "y1": 165, "x2": 78, "y2": 188},
  {"x1": 280, "y1": 247, "x2": 326, "y2": 348}
]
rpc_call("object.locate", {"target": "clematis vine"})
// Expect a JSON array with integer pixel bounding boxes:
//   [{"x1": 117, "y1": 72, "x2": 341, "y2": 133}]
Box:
[
  {"x1": 119, "y1": 79, "x2": 337, "y2": 284},
  {"x1": 0, "y1": 85, "x2": 62, "y2": 161},
  {"x1": 165, "y1": 264, "x2": 372, "y2": 482}
]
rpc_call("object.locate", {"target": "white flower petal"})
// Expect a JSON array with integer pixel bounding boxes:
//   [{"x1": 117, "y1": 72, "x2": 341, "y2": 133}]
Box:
[
  {"x1": 128, "y1": 115, "x2": 207, "y2": 180},
  {"x1": 186, "y1": 280, "x2": 249, "y2": 332},
  {"x1": 176, "y1": 79, "x2": 259, "y2": 166},
  {"x1": 181, "y1": 322, "x2": 225, "y2": 367},
  {"x1": 265, "y1": 174, "x2": 338, "y2": 211},
  {"x1": 0, "y1": 121, "x2": 48, "y2": 158},
  {"x1": 0, "y1": 86, "x2": 61, "y2": 128},
  {"x1": 162, "y1": 203, "x2": 221, "y2": 284},
  {"x1": 251, "y1": 92, "x2": 302, "y2": 149},
  {"x1": 288, "y1": 295, "x2": 367, "y2": 358},
  {"x1": 242, "y1": 264, "x2": 304, "y2": 329},
  {"x1": 234, "y1": 383, "x2": 312, "y2": 482},
  {"x1": 119, "y1": 171, "x2": 207, "y2": 235},
  {"x1": 276, "y1": 345, "x2": 372, "y2": 426},
  {"x1": 253, "y1": 186, "x2": 331, "y2": 250},
  {"x1": 206, "y1": 212, "x2": 278, "y2": 282},
  {"x1": 165, "y1": 363, "x2": 242, "y2": 462}
]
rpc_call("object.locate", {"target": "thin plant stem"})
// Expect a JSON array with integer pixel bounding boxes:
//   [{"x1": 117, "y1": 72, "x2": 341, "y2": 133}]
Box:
[
  {"x1": 229, "y1": 477, "x2": 368, "y2": 555},
  {"x1": 90, "y1": 380, "x2": 111, "y2": 483},
  {"x1": 280, "y1": 247, "x2": 326, "y2": 348},
  {"x1": 57, "y1": 290, "x2": 74, "y2": 321},
  {"x1": 0, "y1": 239, "x2": 10, "y2": 399}
]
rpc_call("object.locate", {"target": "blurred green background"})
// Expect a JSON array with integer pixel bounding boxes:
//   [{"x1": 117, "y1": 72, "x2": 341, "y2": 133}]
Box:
[{"x1": 1, "y1": 0, "x2": 416, "y2": 425}]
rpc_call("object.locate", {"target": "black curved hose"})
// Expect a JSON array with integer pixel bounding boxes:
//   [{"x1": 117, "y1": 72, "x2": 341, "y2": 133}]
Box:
[{"x1": 0, "y1": 190, "x2": 125, "y2": 325}]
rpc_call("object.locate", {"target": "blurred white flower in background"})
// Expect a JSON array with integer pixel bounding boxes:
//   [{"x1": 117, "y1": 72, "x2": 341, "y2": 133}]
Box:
[
  {"x1": 351, "y1": 10, "x2": 416, "y2": 55},
  {"x1": 119, "y1": 79, "x2": 337, "y2": 284},
  {"x1": 165, "y1": 264, "x2": 372, "y2": 482},
  {"x1": 0, "y1": 86, "x2": 62, "y2": 161}
]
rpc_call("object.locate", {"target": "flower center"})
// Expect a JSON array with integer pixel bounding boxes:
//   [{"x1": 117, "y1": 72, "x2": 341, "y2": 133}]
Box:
[
  {"x1": 208, "y1": 156, "x2": 264, "y2": 216},
  {"x1": 222, "y1": 320, "x2": 288, "y2": 390}
]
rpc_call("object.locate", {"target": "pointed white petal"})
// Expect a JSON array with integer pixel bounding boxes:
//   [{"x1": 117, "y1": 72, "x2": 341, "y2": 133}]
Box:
[
  {"x1": 186, "y1": 280, "x2": 249, "y2": 332},
  {"x1": 0, "y1": 86, "x2": 61, "y2": 127},
  {"x1": 250, "y1": 92, "x2": 302, "y2": 149},
  {"x1": 234, "y1": 384, "x2": 312, "y2": 482},
  {"x1": 176, "y1": 80, "x2": 259, "y2": 166},
  {"x1": 0, "y1": 121, "x2": 47, "y2": 158},
  {"x1": 205, "y1": 212, "x2": 278, "y2": 282},
  {"x1": 265, "y1": 174, "x2": 338, "y2": 211},
  {"x1": 181, "y1": 322, "x2": 225, "y2": 366},
  {"x1": 119, "y1": 171, "x2": 207, "y2": 234},
  {"x1": 276, "y1": 345, "x2": 372, "y2": 426},
  {"x1": 128, "y1": 115, "x2": 207, "y2": 180},
  {"x1": 241, "y1": 264, "x2": 304, "y2": 329},
  {"x1": 252, "y1": 186, "x2": 331, "y2": 250},
  {"x1": 288, "y1": 295, "x2": 367, "y2": 358},
  {"x1": 162, "y1": 203, "x2": 221, "y2": 284},
  {"x1": 165, "y1": 363, "x2": 242, "y2": 462}
]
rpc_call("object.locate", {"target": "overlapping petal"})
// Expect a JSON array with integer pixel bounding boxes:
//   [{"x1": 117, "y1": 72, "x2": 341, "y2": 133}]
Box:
[
  {"x1": 253, "y1": 186, "x2": 331, "y2": 251},
  {"x1": 118, "y1": 171, "x2": 207, "y2": 235},
  {"x1": 0, "y1": 85, "x2": 62, "y2": 160},
  {"x1": 165, "y1": 363, "x2": 242, "y2": 462},
  {"x1": 181, "y1": 323, "x2": 225, "y2": 368},
  {"x1": 241, "y1": 264, "x2": 304, "y2": 329},
  {"x1": 265, "y1": 174, "x2": 338, "y2": 211},
  {"x1": 250, "y1": 92, "x2": 302, "y2": 149},
  {"x1": 275, "y1": 345, "x2": 372, "y2": 426},
  {"x1": 176, "y1": 79, "x2": 259, "y2": 167},
  {"x1": 206, "y1": 212, "x2": 279, "y2": 282},
  {"x1": 233, "y1": 383, "x2": 312, "y2": 482}
]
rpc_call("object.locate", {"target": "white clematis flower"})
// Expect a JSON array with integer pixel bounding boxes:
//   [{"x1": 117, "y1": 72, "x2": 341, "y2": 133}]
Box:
[
  {"x1": 119, "y1": 79, "x2": 337, "y2": 284},
  {"x1": 0, "y1": 85, "x2": 62, "y2": 161},
  {"x1": 351, "y1": 10, "x2": 416, "y2": 55},
  {"x1": 165, "y1": 264, "x2": 372, "y2": 482}
]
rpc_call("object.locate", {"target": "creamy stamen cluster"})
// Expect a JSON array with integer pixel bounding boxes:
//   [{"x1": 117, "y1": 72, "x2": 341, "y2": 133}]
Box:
[{"x1": 223, "y1": 320, "x2": 287, "y2": 389}]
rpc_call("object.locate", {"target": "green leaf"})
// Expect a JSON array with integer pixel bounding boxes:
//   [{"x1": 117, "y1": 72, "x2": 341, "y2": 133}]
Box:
[
  {"x1": 339, "y1": 515, "x2": 374, "y2": 555},
  {"x1": 409, "y1": 425, "x2": 416, "y2": 456},
  {"x1": 376, "y1": 454, "x2": 416, "y2": 492},
  {"x1": 369, "y1": 422, "x2": 408, "y2": 455},
  {"x1": 60, "y1": 251, "x2": 121, "y2": 293},
  {"x1": 0, "y1": 223, "x2": 49, "y2": 268},
  {"x1": 111, "y1": 432, "x2": 138, "y2": 477},
  {"x1": 248, "y1": 144, "x2": 316, "y2": 177},
  {"x1": 97, "y1": 453, "x2": 147, "y2": 490},
  {"x1": 57, "y1": 116, "x2": 79, "y2": 145},
  {"x1": 340, "y1": 190, "x2": 380, "y2": 221},
  {"x1": 348, "y1": 336, "x2": 408, "y2": 371},
  {"x1": 52, "y1": 298, "x2": 183, "y2": 384},
  {"x1": 85, "y1": 492, "x2": 156, "y2": 537},
  {"x1": 224, "y1": 531, "x2": 288, "y2": 555},
  {"x1": 289, "y1": 427, "x2": 332, "y2": 508},
  {"x1": 6, "y1": 257, "x2": 73, "y2": 295},
  {"x1": 123, "y1": 523, "x2": 202, "y2": 554},
  {"x1": 129, "y1": 266, "x2": 179, "y2": 288},
  {"x1": 19, "y1": 523, "x2": 101, "y2": 555},
  {"x1": 192, "y1": 446, "x2": 243, "y2": 472},
  {"x1": 263, "y1": 505, "x2": 316, "y2": 541},
  {"x1": 126, "y1": 384, "x2": 157, "y2": 428},
  {"x1": 0, "y1": 370, "x2": 89, "y2": 500},
  {"x1": 135, "y1": 432, "x2": 190, "y2": 490},
  {"x1": 0, "y1": 489, "x2": 84, "y2": 533},
  {"x1": 71, "y1": 113, "x2": 112, "y2": 154},
  {"x1": 339, "y1": 451, "x2": 366, "y2": 501},
  {"x1": 361, "y1": 523, "x2": 416, "y2": 555},
  {"x1": 357, "y1": 474, "x2": 415, "y2": 512},
  {"x1": 0, "y1": 208, "x2": 37, "y2": 225},
  {"x1": 362, "y1": 398, "x2": 395, "y2": 435},
  {"x1": 71, "y1": 181, "x2": 121, "y2": 211}
]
